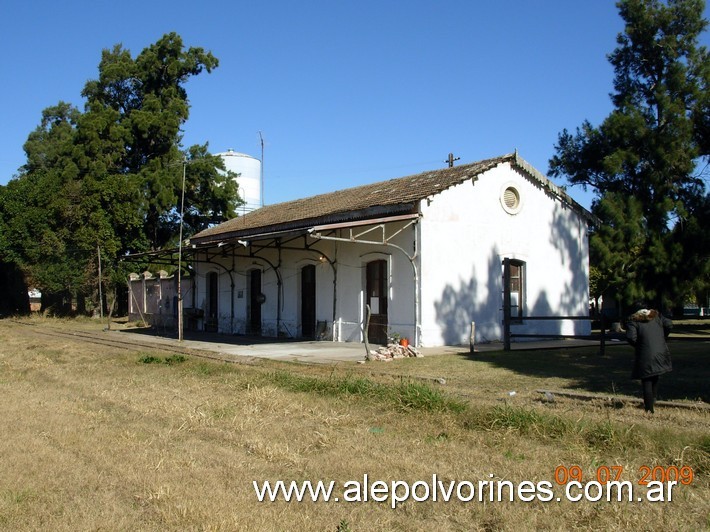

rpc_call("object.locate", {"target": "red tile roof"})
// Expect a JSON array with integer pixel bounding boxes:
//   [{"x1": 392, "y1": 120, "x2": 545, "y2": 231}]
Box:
[{"x1": 190, "y1": 153, "x2": 592, "y2": 245}]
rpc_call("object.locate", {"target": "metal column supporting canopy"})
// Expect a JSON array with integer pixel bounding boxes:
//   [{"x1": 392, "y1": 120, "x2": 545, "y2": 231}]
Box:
[{"x1": 309, "y1": 213, "x2": 421, "y2": 346}]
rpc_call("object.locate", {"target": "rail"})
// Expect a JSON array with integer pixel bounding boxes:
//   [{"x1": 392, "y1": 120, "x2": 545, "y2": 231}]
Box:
[
  {"x1": 503, "y1": 314, "x2": 610, "y2": 354},
  {"x1": 500, "y1": 258, "x2": 610, "y2": 354}
]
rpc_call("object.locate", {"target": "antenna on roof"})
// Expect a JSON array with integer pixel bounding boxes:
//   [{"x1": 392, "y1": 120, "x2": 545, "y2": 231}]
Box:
[{"x1": 445, "y1": 153, "x2": 460, "y2": 168}]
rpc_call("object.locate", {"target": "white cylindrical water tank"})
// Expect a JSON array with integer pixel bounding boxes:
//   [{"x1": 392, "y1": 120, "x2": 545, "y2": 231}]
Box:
[{"x1": 216, "y1": 149, "x2": 262, "y2": 212}]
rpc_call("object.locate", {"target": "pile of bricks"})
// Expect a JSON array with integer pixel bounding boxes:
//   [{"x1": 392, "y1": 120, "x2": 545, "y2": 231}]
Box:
[{"x1": 366, "y1": 343, "x2": 423, "y2": 362}]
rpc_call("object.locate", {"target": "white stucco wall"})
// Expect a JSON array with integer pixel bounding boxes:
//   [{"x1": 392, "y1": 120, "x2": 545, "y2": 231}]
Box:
[
  {"x1": 192, "y1": 248, "x2": 336, "y2": 338},
  {"x1": 418, "y1": 162, "x2": 590, "y2": 346},
  {"x1": 190, "y1": 162, "x2": 589, "y2": 347},
  {"x1": 324, "y1": 229, "x2": 418, "y2": 344},
  {"x1": 190, "y1": 220, "x2": 418, "y2": 343}
]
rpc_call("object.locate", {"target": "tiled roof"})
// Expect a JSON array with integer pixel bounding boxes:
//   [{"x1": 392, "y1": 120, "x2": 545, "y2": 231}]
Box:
[{"x1": 190, "y1": 153, "x2": 592, "y2": 245}]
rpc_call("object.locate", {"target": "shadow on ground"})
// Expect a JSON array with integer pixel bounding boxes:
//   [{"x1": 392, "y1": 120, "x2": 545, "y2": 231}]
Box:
[{"x1": 457, "y1": 339, "x2": 709, "y2": 404}]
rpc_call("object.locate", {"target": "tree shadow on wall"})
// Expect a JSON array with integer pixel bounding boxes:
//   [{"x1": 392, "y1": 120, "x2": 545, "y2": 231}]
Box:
[
  {"x1": 434, "y1": 201, "x2": 591, "y2": 346},
  {"x1": 549, "y1": 202, "x2": 590, "y2": 320},
  {"x1": 431, "y1": 205, "x2": 710, "y2": 403},
  {"x1": 433, "y1": 250, "x2": 568, "y2": 346},
  {"x1": 433, "y1": 252, "x2": 503, "y2": 345}
]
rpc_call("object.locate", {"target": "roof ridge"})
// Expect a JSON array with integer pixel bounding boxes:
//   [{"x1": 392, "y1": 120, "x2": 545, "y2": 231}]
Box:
[
  {"x1": 258, "y1": 153, "x2": 513, "y2": 210},
  {"x1": 190, "y1": 153, "x2": 596, "y2": 244}
]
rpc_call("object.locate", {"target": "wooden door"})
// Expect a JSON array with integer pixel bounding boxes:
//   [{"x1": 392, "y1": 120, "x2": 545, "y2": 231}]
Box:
[
  {"x1": 248, "y1": 269, "x2": 262, "y2": 335},
  {"x1": 366, "y1": 260, "x2": 388, "y2": 344},
  {"x1": 206, "y1": 272, "x2": 218, "y2": 332},
  {"x1": 301, "y1": 264, "x2": 316, "y2": 338}
]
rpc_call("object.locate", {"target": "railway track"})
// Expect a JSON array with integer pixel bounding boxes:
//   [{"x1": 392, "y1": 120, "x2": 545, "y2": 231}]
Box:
[
  {"x1": 8, "y1": 319, "x2": 256, "y2": 365},
  {"x1": 7, "y1": 319, "x2": 708, "y2": 412}
]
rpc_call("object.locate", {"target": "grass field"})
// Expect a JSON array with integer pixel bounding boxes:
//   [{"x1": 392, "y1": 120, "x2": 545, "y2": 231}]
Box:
[{"x1": 0, "y1": 317, "x2": 708, "y2": 531}]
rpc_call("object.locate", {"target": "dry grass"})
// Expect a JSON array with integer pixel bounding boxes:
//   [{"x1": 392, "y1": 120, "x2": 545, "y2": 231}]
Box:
[{"x1": 0, "y1": 318, "x2": 708, "y2": 531}]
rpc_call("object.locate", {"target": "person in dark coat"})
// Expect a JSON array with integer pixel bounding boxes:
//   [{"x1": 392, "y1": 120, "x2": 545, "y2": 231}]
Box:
[{"x1": 625, "y1": 301, "x2": 672, "y2": 413}]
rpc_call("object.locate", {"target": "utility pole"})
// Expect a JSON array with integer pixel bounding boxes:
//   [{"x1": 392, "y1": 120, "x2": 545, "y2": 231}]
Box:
[
  {"x1": 97, "y1": 245, "x2": 103, "y2": 319},
  {"x1": 177, "y1": 159, "x2": 186, "y2": 342},
  {"x1": 445, "y1": 153, "x2": 460, "y2": 168}
]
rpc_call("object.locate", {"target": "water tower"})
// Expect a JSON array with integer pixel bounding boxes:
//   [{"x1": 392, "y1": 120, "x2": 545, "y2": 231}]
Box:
[{"x1": 216, "y1": 149, "x2": 262, "y2": 213}]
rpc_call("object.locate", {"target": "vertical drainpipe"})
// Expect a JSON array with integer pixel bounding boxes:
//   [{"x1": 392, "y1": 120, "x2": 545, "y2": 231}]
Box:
[
  {"x1": 332, "y1": 241, "x2": 338, "y2": 340},
  {"x1": 277, "y1": 242, "x2": 282, "y2": 336},
  {"x1": 141, "y1": 273, "x2": 147, "y2": 314},
  {"x1": 413, "y1": 221, "x2": 420, "y2": 347},
  {"x1": 310, "y1": 220, "x2": 417, "y2": 344}
]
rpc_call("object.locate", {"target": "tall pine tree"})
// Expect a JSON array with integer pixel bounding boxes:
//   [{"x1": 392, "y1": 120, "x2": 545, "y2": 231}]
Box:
[{"x1": 549, "y1": 0, "x2": 710, "y2": 311}]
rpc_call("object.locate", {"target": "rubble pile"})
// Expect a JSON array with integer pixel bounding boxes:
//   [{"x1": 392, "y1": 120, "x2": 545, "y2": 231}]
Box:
[{"x1": 366, "y1": 343, "x2": 423, "y2": 362}]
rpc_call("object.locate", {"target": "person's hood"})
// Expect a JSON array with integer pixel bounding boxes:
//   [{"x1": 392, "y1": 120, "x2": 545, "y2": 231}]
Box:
[{"x1": 630, "y1": 308, "x2": 658, "y2": 322}]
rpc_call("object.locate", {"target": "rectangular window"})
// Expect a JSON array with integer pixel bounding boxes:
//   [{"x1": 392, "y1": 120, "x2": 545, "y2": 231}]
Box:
[{"x1": 505, "y1": 259, "x2": 525, "y2": 322}]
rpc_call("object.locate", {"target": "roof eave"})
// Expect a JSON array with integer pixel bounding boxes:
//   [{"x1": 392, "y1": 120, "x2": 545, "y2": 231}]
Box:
[
  {"x1": 189, "y1": 203, "x2": 418, "y2": 246},
  {"x1": 511, "y1": 153, "x2": 600, "y2": 226}
]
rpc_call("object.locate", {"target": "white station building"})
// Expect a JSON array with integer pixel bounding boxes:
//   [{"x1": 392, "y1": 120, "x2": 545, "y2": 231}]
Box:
[{"x1": 165, "y1": 152, "x2": 596, "y2": 347}]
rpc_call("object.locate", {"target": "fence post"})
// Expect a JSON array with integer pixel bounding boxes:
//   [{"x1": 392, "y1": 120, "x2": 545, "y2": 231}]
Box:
[
  {"x1": 364, "y1": 305, "x2": 371, "y2": 360},
  {"x1": 502, "y1": 259, "x2": 511, "y2": 351},
  {"x1": 470, "y1": 321, "x2": 476, "y2": 355}
]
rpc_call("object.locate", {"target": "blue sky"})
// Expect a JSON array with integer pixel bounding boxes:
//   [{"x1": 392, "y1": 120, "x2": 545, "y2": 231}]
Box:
[{"x1": 2, "y1": 1, "x2": 708, "y2": 211}]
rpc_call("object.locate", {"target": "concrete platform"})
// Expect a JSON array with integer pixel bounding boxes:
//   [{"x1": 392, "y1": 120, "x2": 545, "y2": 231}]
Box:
[{"x1": 113, "y1": 327, "x2": 606, "y2": 365}]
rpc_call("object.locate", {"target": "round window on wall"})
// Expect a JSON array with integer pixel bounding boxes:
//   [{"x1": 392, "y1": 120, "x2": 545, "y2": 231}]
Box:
[{"x1": 500, "y1": 184, "x2": 523, "y2": 214}]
